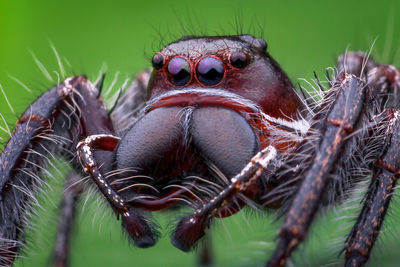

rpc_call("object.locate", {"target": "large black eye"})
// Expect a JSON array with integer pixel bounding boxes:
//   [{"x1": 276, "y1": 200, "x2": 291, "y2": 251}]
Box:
[
  {"x1": 167, "y1": 57, "x2": 191, "y2": 86},
  {"x1": 230, "y1": 51, "x2": 248, "y2": 68},
  {"x1": 196, "y1": 57, "x2": 224, "y2": 86},
  {"x1": 152, "y1": 53, "x2": 164, "y2": 70}
]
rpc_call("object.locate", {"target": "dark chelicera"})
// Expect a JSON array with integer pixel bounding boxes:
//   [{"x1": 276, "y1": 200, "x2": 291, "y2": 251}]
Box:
[{"x1": 0, "y1": 35, "x2": 400, "y2": 267}]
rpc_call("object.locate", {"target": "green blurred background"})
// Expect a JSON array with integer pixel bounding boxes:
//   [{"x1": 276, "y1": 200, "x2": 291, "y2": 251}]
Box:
[{"x1": 1, "y1": 0, "x2": 400, "y2": 266}]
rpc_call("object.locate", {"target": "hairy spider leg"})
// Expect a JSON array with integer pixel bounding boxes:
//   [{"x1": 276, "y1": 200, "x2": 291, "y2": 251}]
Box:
[
  {"x1": 268, "y1": 74, "x2": 368, "y2": 267},
  {"x1": 268, "y1": 52, "x2": 400, "y2": 266},
  {"x1": 0, "y1": 75, "x2": 114, "y2": 266},
  {"x1": 76, "y1": 134, "x2": 159, "y2": 248},
  {"x1": 344, "y1": 109, "x2": 400, "y2": 266},
  {"x1": 172, "y1": 146, "x2": 279, "y2": 252}
]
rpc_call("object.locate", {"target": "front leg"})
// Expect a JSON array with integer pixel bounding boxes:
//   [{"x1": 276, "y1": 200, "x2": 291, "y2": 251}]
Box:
[
  {"x1": 0, "y1": 76, "x2": 114, "y2": 265},
  {"x1": 76, "y1": 134, "x2": 159, "y2": 247}
]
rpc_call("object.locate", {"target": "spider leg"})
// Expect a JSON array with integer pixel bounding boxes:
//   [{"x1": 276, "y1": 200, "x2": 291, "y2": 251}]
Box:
[
  {"x1": 172, "y1": 146, "x2": 279, "y2": 252},
  {"x1": 53, "y1": 170, "x2": 83, "y2": 267},
  {"x1": 263, "y1": 52, "x2": 378, "y2": 209},
  {"x1": 343, "y1": 109, "x2": 400, "y2": 267},
  {"x1": 339, "y1": 51, "x2": 400, "y2": 108},
  {"x1": 367, "y1": 64, "x2": 400, "y2": 108},
  {"x1": 0, "y1": 75, "x2": 114, "y2": 265},
  {"x1": 0, "y1": 81, "x2": 70, "y2": 266},
  {"x1": 267, "y1": 74, "x2": 368, "y2": 267},
  {"x1": 76, "y1": 134, "x2": 159, "y2": 248},
  {"x1": 337, "y1": 51, "x2": 378, "y2": 78}
]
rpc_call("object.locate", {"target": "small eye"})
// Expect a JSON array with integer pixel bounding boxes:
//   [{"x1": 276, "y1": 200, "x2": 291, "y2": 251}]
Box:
[
  {"x1": 152, "y1": 53, "x2": 164, "y2": 70},
  {"x1": 167, "y1": 57, "x2": 191, "y2": 86},
  {"x1": 196, "y1": 57, "x2": 224, "y2": 86},
  {"x1": 230, "y1": 51, "x2": 249, "y2": 69}
]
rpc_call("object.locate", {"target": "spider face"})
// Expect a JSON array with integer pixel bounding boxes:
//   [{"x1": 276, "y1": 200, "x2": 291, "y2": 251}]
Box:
[{"x1": 114, "y1": 35, "x2": 303, "y2": 215}]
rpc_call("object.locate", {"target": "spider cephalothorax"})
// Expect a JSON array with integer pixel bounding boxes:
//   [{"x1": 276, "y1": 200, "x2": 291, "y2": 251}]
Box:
[{"x1": 1, "y1": 34, "x2": 400, "y2": 267}]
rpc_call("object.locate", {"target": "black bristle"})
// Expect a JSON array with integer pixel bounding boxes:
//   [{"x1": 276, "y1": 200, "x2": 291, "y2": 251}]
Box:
[
  {"x1": 325, "y1": 69, "x2": 332, "y2": 85},
  {"x1": 298, "y1": 82, "x2": 312, "y2": 108},
  {"x1": 108, "y1": 88, "x2": 123, "y2": 115},
  {"x1": 313, "y1": 71, "x2": 325, "y2": 92},
  {"x1": 95, "y1": 73, "x2": 106, "y2": 97}
]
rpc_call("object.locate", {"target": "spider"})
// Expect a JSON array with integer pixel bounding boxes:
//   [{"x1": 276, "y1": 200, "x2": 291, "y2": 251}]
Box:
[{"x1": 0, "y1": 34, "x2": 399, "y2": 267}]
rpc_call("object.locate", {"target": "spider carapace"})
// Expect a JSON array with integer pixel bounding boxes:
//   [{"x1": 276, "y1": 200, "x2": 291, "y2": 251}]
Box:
[{"x1": 1, "y1": 34, "x2": 400, "y2": 267}]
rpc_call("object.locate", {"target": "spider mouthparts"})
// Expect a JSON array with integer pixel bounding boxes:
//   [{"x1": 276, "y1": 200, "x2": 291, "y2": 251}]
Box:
[
  {"x1": 171, "y1": 214, "x2": 211, "y2": 252},
  {"x1": 128, "y1": 183, "x2": 197, "y2": 211}
]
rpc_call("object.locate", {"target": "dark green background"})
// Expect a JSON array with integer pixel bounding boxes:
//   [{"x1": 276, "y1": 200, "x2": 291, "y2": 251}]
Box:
[{"x1": 1, "y1": 0, "x2": 400, "y2": 266}]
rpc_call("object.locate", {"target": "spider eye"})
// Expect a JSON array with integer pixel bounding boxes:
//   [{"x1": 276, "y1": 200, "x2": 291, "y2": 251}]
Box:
[
  {"x1": 196, "y1": 57, "x2": 224, "y2": 86},
  {"x1": 167, "y1": 57, "x2": 191, "y2": 86},
  {"x1": 152, "y1": 53, "x2": 164, "y2": 70},
  {"x1": 230, "y1": 51, "x2": 249, "y2": 69}
]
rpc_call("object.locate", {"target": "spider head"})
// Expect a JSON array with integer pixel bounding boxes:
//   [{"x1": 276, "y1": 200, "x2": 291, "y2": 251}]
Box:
[{"x1": 147, "y1": 34, "x2": 302, "y2": 119}]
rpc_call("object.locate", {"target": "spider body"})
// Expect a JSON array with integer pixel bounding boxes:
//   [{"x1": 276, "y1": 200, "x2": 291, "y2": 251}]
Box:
[{"x1": 0, "y1": 34, "x2": 399, "y2": 267}]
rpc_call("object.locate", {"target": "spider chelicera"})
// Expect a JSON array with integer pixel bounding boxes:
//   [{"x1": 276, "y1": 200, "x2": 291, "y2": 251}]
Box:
[{"x1": 0, "y1": 34, "x2": 399, "y2": 267}]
